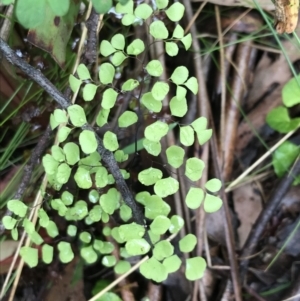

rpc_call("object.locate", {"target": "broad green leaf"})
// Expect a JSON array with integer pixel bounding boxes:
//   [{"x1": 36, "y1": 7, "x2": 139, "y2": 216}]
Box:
[
  {"x1": 184, "y1": 77, "x2": 198, "y2": 94},
  {"x1": 56, "y1": 163, "x2": 71, "y2": 184},
  {"x1": 185, "y1": 257, "x2": 206, "y2": 280},
  {"x1": 2, "y1": 216, "x2": 17, "y2": 230},
  {"x1": 118, "y1": 111, "x2": 138, "y2": 127},
  {"x1": 83, "y1": 84, "x2": 97, "y2": 101},
  {"x1": 100, "y1": 40, "x2": 116, "y2": 57},
  {"x1": 171, "y1": 66, "x2": 189, "y2": 85},
  {"x1": 163, "y1": 255, "x2": 181, "y2": 273},
  {"x1": 99, "y1": 63, "x2": 115, "y2": 85},
  {"x1": 77, "y1": 64, "x2": 90, "y2": 80},
  {"x1": 118, "y1": 223, "x2": 145, "y2": 241},
  {"x1": 46, "y1": 221, "x2": 59, "y2": 237},
  {"x1": 148, "y1": 230, "x2": 160, "y2": 244},
  {"x1": 50, "y1": 114, "x2": 60, "y2": 130},
  {"x1": 61, "y1": 191, "x2": 74, "y2": 206},
  {"x1": 29, "y1": 231, "x2": 44, "y2": 245},
  {"x1": 266, "y1": 106, "x2": 300, "y2": 133},
  {"x1": 166, "y1": 145, "x2": 184, "y2": 168},
  {"x1": 79, "y1": 152, "x2": 101, "y2": 167},
  {"x1": 154, "y1": 177, "x2": 179, "y2": 197},
  {"x1": 170, "y1": 96, "x2": 187, "y2": 117},
  {"x1": 103, "y1": 131, "x2": 119, "y2": 151},
  {"x1": 140, "y1": 257, "x2": 168, "y2": 282},
  {"x1": 165, "y1": 41, "x2": 179, "y2": 56},
  {"x1": 102, "y1": 88, "x2": 118, "y2": 109},
  {"x1": 165, "y1": 2, "x2": 184, "y2": 21},
  {"x1": 172, "y1": 24, "x2": 184, "y2": 38},
  {"x1": 179, "y1": 234, "x2": 197, "y2": 253},
  {"x1": 144, "y1": 195, "x2": 171, "y2": 219},
  {"x1": 58, "y1": 241, "x2": 74, "y2": 263},
  {"x1": 79, "y1": 130, "x2": 98, "y2": 154},
  {"x1": 20, "y1": 247, "x2": 38, "y2": 268},
  {"x1": 111, "y1": 227, "x2": 126, "y2": 243},
  {"x1": 7, "y1": 200, "x2": 28, "y2": 217},
  {"x1": 143, "y1": 139, "x2": 161, "y2": 156},
  {"x1": 47, "y1": 0, "x2": 70, "y2": 16},
  {"x1": 114, "y1": 150, "x2": 129, "y2": 162},
  {"x1": 205, "y1": 178, "x2": 222, "y2": 192},
  {"x1": 134, "y1": 3, "x2": 153, "y2": 19},
  {"x1": 151, "y1": 82, "x2": 169, "y2": 101},
  {"x1": 79, "y1": 231, "x2": 92, "y2": 243},
  {"x1": 74, "y1": 166, "x2": 92, "y2": 189},
  {"x1": 181, "y1": 33, "x2": 192, "y2": 50},
  {"x1": 116, "y1": 0, "x2": 133, "y2": 14},
  {"x1": 51, "y1": 199, "x2": 67, "y2": 216},
  {"x1": 119, "y1": 204, "x2": 132, "y2": 221},
  {"x1": 282, "y1": 75, "x2": 300, "y2": 107},
  {"x1": 138, "y1": 167, "x2": 163, "y2": 186},
  {"x1": 185, "y1": 158, "x2": 205, "y2": 181},
  {"x1": 100, "y1": 188, "x2": 121, "y2": 214},
  {"x1": 185, "y1": 187, "x2": 204, "y2": 209},
  {"x1": 196, "y1": 129, "x2": 213, "y2": 145},
  {"x1": 92, "y1": 0, "x2": 112, "y2": 13},
  {"x1": 179, "y1": 126, "x2": 194, "y2": 146},
  {"x1": 145, "y1": 60, "x2": 163, "y2": 77},
  {"x1": 23, "y1": 218, "x2": 34, "y2": 234},
  {"x1": 93, "y1": 240, "x2": 113, "y2": 253},
  {"x1": 89, "y1": 205, "x2": 102, "y2": 222},
  {"x1": 111, "y1": 51, "x2": 127, "y2": 66},
  {"x1": 191, "y1": 117, "x2": 207, "y2": 132},
  {"x1": 141, "y1": 92, "x2": 162, "y2": 113},
  {"x1": 169, "y1": 215, "x2": 184, "y2": 233},
  {"x1": 145, "y1": 121, "x2": 168, "y2": 142},
  {"x1": 176, "y1": 86, "x2": 187, "y2": 100},
  {"x1": 126, "y1": 39, "x2": 145, "y2": 55},
  {"x1": 121, "y1": 79, "x2": 139, "y2": 91},
  {"x1": 67, "y1": 104, "x2": 87, "y2": 127},
  {"x1": 156, "y1": 0, "x2": 168, "y2": 9},
  {"x1": 153, "y1": 240, "x2": 174, "y2": 261},
  {"x1": 63, "y1": 142, "x2": 80, "y2": 165},
  {"x1": 81, "y1": 245, "x2": 98, "y2": 264},
  {"x1": 272, "y1": 141, "x2": 300, "y2": 177},
  {"x1": 114, "y1": 260, "x2": 131, "y2": 274},
  {"x1": 51, "y1": 145, "x2": 65, "y2": 162},
  {"x1": 67, "y1": 225, "x2": 77, "y2": 236},
  {"x1": 15, "y1": 0, "x2": 45, "y2": 28},
  {"x1": 121, "y1": 13, "x2": 136, "y2": 26},
  {"x1": 53, "y1": 109, "x2": 67, "y2": 124},
  {"x1": 58, "y1": 126, "x2": 72, "y2": 143},
  {"x1": 150, "y1": 216, "x2": 171, "y2": 235},
  {"x1": 149, "y1": 20, "x2": 169, "y2": 39},
  {"x1": 204, "y1": 194, "x2": 223, "y2": 213},
  {"x1": 68, "y1": 201, "x2": 88, "y2": 221},
  {"x1": 11, "y1": 228, "x2": 18, "y2": 240},
  {"x1": 42, "y1": 244, "x2": 53, "y2": 264},
  {"x1": 125, "y1": 238, "x2": 150, "y2": 256},
  {"x1": 111, "y1": 33, "x2": 125, "y2": 50},
  {"x1": 69, "y1": 74, "x2": 82, "y2": 93},
  {"x1": 43, "y1": 154, "x2": 59, "y2": 175},
  {"x1": 102, "y1": 255, "x2": 116, "y2": 267},
  {"x1": 96, "y1": 108, "x2": 110, "y2": 127},
  {"x1": 95, "y1": 166, "x2": 108, "y2": 188}
]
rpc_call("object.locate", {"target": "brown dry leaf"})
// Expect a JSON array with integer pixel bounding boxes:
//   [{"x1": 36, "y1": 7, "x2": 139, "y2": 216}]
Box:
[
  {"x1": 193, "y1": 0, "x2": 274, "y2": 10},
  {"x1": 233, "y1": 182, "x2": 263, "y2": 248}
]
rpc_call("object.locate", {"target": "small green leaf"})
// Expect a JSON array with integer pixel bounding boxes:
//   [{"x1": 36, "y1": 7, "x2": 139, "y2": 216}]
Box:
[
  {"x1": 114, "y1": 260, "x2": 131, "y2": 274},
  {"x1": 185, "y1": 187, "x2": 204, "y2": 209},
  {"x1": 170, "y1": 96, "x2": 187, "y2": 117},
  {"x1": 154, "y1": 177, "x2": 179, "y2": 198},
  {"x1": 51, "y1": 145, "x2": 65, "y2": 162},
  {"x1": 179, "y1": 126, "x2": 194, "y2": 146},
  {"x1": 141, "y1": 92, "x2": 162, "y2": 113},
  {"x1": 121, "y1": 79, "x2": 139, "y2": 91},
  {"x1": 42, "y1": 244, "x2": 53, "y2": 264},
  {"x1": 61, "y1": 191, "x2": 74, "y2": 206},
  {"x1": 114, "y1": 150, "x2": 129, "y2": 162},
  {"x1": 111, "y1": 33, "x2": 125, "y2": 50},
  {"x1": 179, "y1": 234, "x2": 197, "y2": 253},
  {"x1": 99, "y1": 63, "x2": 115, "y2": 85},
  {"x1": 165, "y1": 2, "x2": 184, "y2": 21},
  {"x1": 69, "y1": 74, "x2": 82, "y2": 93},
  {"x1": 12, "y1": 229, "x2": 18, "y2": 240},
  {"x1": 185, "y1": 257, "x2": 206, "y2": 280},
  {"x1": 138, "y1": 167, "x2": 163, "y2": 186},
  {"x1": 79, "y1": 231, "x2": 92, "y2": 243},
  {"x1": 83, "y1": 84, "x2": 98, "y2": 101},
  {"x1": 153, "y1": 240, "x2": 174, "y2": 261},
  {"x1": 205, "y1": 178, "x2": 222, "y2": 192},
  {"x1": 92, "y1": 0, "x2": 112, "y2": 14},
  {"x1": 282, "y1": 75, "x2": 300, "y2": 107},
  {"x1": 165, "y1": 41, "x2": 179, "y2": 56},
  {"x1": 171, "y1": 66, "x2": 189, "y2": 85},
  {"x1": 46, "y1": 221, "x2": 59, "y2": 238},
  {"x1": 58, "y1": 241, "x2": 74, "y2": 263},
  {"x1": 56, "y1": 163, "x2": 71, "y2": 184},
  {"x1": 151, "y1": 82, "x2": 169, "y2": 101},
  {"x1": 53, "y1": 109, "x2": 67, "y2": 124},
  {"x1": 121, "y1": 13, "x2": 136, "y2": 26},
  {"x1": 58, "y1": 126, "x2": 72, "y2": 143},
  {"x1": 118, "y1": 223, "x2": 145, "y2": 241},
  {"x1": 145, "y1": 60, "x2": 163, "y2": 77},
  {"x1": 126, "y1": 39, "x2": 145, "y2": 56},
  {"x1": 67, "y1": 104, "x2": 87, "y2": 127},
  {"x1": 79, "y1": 130, "x2": 98, "y2": 154},
  {"x1": 185, "y1": 158, "x2": 205, "y2": 181},
  {"x1": 150, "y1": 216, "x2": 171, "y2": 235},
  {"x1": 196, "y1": 129, "x2": 213, "y2": 145},
  {"x1": 29, "y1": 231, "x2": 44, "y2": 245},
  {"x1": 156, "y1": 0, "x2": 168, "y2": 9},
  {"x1": 100, "y1": 188, "x2": 121, "y2": 214},
  {"x1": 2, "y1": 216, "x2": 17, "y2": 230},
  {"x1": 63, "y1": 142, "x2": 80, "y2": 165},
  {"x1": 95, "y1": 166, "x2": 108, "y2": 188},
  {"x1": 191, "y1": 117, "x2": 207, "y2": 132},
  {"x1": 176, "y1": 86, "x2": 187, "y2": 100},
  {"x1": 163, "y1": 255, "x2": 182, "y2": 273},
  {"x1": 23, "y1": 218, "x2": 34, "y2": 234},
  {"x1": 43, "y1": 154, "x2": 59, "y2": 175},
  {"x1": 134, "y1": 3, "x2": 153, "y2": 19},
  {"x1": 118, "y1": 111, "x2": 138, "y2": 127},
  {"x1": 50, "y1": 114, "x2": 59, "y2": 130},
  {"x1": 7, "y1": 199, "x2": 28, "y2": 217},
  {"x1": 149, "y1": 20, "x2": 169, "y2": 39},
  {"x1": 100, "y1": 40, "x2": 116, "y2": 57},
  {"x1": 111, "y1": 51, "x2": 127, "y2": 66},
  {"x1": 77, "y1": 64, "x2": 91, "y2": 80},
  {"x1": 116, "y1": 0, "x2": 133, "y2": 14},
  {"x1": 184, "y1": 77, "x2": 198, "y2": 94},
  {"x1": 102, "y1": 255, "x2": 116, "y2": 267},
  {"x1": 181, "y1": 33, "x2": 192, "y2": 50},
  {"x1": 125, "y1": 238, "x2": 150, "y2": 256},
  {"x1": 102, "y1": 88, "x2": 118, "y2": 109},
  {"x1": 140, "y1": 257, "x2": 168, "y2": 282},
  {"x1": 145, "y1": 121, "x2": 168, "y2": 142},
  {"x1": 144, "y1": 195, "x2": 171, "y2": 219},
  {"x1": 81, "y1": 245, "x2": 98, "y2": 264},
  {"x1": 143, "y1": 139, "x2": 161, "y2": 156},
  {"x1": 204, "y1": 194, "x2": 223, "y2": 213},
  {"x1": 74, "y1": 166, "x2": 92, "y2": 189},
  {"x1": 20, "y1": 247, "x2": 38, "y2": 268},
  {"x1": 103, "y1": 131, "x2": 119, "y2": 151},
  {"x1": 89, "y1": 190, "x2": 100, "y2": 204},
  {"x1": 67, "y1": 225, "x2": 77, "y2": 236},
  {"x1": 169, "y1": 215, "x2": 184, "y2": 234},
  {"x1": 172, "y1": 24, "x2": 184, "y2": 38},
  {"x1": 96, "y1": 108, "x2": 110, "y2": 127},
  {"x1": 166, "y1": 145, "x2": 184, "y2": 168},
  {"x1": 119, "y1": 204, "x2": 132, "y2": 221},
  {"x1": 89, "y1": 205, "x2": 102, "y2": 222}
]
